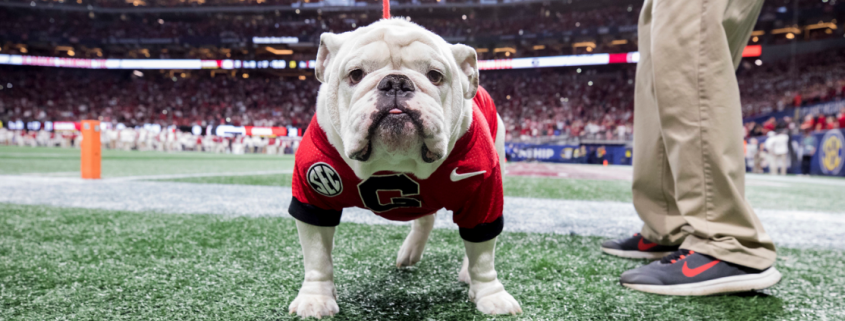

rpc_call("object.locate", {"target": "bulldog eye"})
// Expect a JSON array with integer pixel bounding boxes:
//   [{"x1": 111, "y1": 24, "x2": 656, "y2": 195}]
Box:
[
  {"x1": 426, "y1": 70, "x2": 443, "y2": 85},
  {"x1": 349, "y1": 69, "x2": 364, "y2": 84}
]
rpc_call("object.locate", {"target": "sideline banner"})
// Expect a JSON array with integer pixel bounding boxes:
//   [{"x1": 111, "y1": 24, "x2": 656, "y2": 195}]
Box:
[
  {"x1": 505, "y1": 142, "x2": 632, "y2": 165},
  {"x1": 746, "y1": 129, "x2": 845, "y2": 177},
  {"x1": 816, "y1": 129, "x2": 845, "y2": 176}
]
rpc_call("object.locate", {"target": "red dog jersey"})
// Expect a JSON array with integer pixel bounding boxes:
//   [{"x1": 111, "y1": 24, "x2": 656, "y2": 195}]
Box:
[{"x1": 289, "y1": 87, "x2": 503, "y2": 242}]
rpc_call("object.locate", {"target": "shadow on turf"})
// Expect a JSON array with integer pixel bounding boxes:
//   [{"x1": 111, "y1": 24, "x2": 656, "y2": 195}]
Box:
[{"x1": 309, "y1": 252, "x2": 483, "y2": 321}]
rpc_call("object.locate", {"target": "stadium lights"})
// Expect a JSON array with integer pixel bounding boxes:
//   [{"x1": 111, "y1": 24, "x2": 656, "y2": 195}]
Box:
[
  {"x1": 265, "y1": 47, "x2": 293, "y2": 55},
  {"x1": 772, "y1": 26, "x2": 801, "y2": 35},
  {"x1": 0, "y1": 46, "x2": 761, "y2": 71}
]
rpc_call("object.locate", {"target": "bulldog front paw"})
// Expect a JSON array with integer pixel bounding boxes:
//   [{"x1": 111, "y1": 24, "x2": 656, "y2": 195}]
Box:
[
  {"x1": 288, "y1": 281, "x2": 339, "y2": 319},
  {"x1": 395, "y1": 230, "x2": 430, "y2": 267},
  {"x1": 469, "y1": 280, "x2": 522, "y2": 315}
]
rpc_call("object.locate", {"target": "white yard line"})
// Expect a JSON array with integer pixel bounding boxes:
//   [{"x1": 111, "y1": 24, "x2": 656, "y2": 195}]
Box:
[
  {"x1": 0, "y1": 175, "x2": 843, "y2": 250},
  {"x1": 107, "y1": 170, "x2": 294, "y2": 181}
]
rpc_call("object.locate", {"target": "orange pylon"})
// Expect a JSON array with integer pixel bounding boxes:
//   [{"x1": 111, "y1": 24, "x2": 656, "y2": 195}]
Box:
[{"x1": 80, "y1": 120, "x2": 101, "y2": 179}]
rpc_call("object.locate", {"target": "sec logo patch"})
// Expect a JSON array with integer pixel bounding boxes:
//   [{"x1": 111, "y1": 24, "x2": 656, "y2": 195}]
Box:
[
  {"x1": 307, "y1": 162, "x2": 343, "y2": 196},
  {"x1": 819, "y1": 130, "x2": 844, "y2": 176}
]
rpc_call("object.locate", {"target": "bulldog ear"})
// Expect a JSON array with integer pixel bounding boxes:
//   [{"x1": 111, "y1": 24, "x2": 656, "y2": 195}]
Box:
[
  {"x1": 315, "y1": 32, "x2": 345, "y2": 83},
  {"x1": 450, "y1": 44, "x2": 479, "y2": 100}
]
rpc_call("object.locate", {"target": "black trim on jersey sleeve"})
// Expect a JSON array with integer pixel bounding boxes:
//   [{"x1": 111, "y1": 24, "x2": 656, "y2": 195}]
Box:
[
  {"x1": 459, "y1": 216, "x2": 504, "y2": 243},
  {"x1": 288, "y1": 196, "x2": 342, "y2": 227}
]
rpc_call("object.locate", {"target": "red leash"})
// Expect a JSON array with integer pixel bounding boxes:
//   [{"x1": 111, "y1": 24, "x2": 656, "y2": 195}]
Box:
[{"x1": 382, "y1": 0, "x2": 390, "y2": 19}]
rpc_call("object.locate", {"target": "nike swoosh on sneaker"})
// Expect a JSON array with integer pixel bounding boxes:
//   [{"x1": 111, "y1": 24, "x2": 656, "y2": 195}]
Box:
[
  {"x1": 682, "y1": 260, "x2": 721, "y2": 278},
  {"x1": 450, "y1": 168, "x2": 486, "y2": 182},
  {"x1": 637, "y1": 238, "x2": 658, "y2": 251}
]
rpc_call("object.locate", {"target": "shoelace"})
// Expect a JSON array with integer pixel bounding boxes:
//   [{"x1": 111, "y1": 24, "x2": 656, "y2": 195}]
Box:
[{"x1": 660, "y1": 249, "x2": 694, "y2": 264}]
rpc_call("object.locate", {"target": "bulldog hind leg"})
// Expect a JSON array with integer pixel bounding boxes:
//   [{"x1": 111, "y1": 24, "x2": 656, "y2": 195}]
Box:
[{"x1": 396, "y1": 213, "x2": 436, "y2": 267}]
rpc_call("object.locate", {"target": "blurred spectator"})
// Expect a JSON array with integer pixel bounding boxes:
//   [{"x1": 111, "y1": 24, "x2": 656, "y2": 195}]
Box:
[
  {"x1": 765, "y1": 129, "x2": 790, "y2": 175},
  {"x1": 800, "y1": 128, "x2": 817, "y2": 175}
]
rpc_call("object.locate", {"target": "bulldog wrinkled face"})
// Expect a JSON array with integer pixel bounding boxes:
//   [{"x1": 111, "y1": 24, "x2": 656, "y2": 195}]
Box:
[
  {"x1": 343, "y1": 43, "x2": 451, "y2": 165},
  {"x1": 315, "y1": 19, "x2": 478, "y2": 177}
]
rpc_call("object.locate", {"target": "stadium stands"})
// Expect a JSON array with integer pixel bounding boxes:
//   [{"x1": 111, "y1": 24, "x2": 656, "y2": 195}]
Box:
[
  {"x1": 2, "y1": 46, "x2": 843, "y2": 146},
  {"x1": 2, "y1": 0, "x2": 842, "y2": 60},
  {"x1": 1, "y1": 0, "x2": 844, "y2": 152}
]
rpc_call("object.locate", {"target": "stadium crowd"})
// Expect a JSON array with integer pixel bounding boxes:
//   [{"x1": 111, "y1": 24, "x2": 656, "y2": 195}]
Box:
[
  {"x1": 0, "y1": 5, "x2": 641, "y2": 58},
  {"x1": 20, "y1": 0, "x2": 551, "y2": 8},
  {"x1": 738, "y1": 49, "x2": 845, "y2": 118},
  {"x1": 483, "y1": 67, "x2": 636, "y2": 141},
  {"x1": 0, "y1": 69, "x2": 318, "y2": 129},
  {"x1": 3, "y1": 47, "x2": 845, "y2": 147},
  {"x1": 0, "y1": 66, "x2": 642, "y2": 143},
  {"x1": 2, "y1": 0, "x2": 842, "y2": 61},
  {"x1": 12, "y1": 0, "x2": 840, "y2": 9}
]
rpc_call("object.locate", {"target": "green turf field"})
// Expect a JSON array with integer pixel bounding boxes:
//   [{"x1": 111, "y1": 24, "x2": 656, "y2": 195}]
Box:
[
  {"x1": 2, "y1": 145, "x2": 842, "y2": 212},
  {"x1": 1, "y1": 203, "x2": 843, "y2": 320},
  {"x1": 0, "y1": 146, "x2": 294, "y2": 178},
  {"x1": 2, "y1": 145, "x2": 845, "y2": 320}
]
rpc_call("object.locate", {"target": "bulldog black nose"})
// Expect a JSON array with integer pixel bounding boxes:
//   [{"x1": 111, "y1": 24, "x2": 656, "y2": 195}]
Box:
[{"x1": 377, "y1": 74, "x2": 415, "y2": 95}]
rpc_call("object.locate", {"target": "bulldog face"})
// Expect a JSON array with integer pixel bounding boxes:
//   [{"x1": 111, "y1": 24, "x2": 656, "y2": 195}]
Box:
[{"x1": 314, "y1": 19, "x2": 479, "y2": 179}]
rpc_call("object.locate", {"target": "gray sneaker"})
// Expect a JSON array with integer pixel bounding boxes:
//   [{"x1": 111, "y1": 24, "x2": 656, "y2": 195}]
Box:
[
  {"x1": 620, "y1": 249, "x2": 782, "y2": 296},
  {"x1": 601, "y1": 233, "x2": 680, "y2": 260}
]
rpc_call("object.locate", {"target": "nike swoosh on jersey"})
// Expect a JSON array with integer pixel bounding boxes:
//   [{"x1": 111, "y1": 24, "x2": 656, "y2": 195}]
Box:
[{"x1": 450, "y1": 168, "x2": 486, "y2": 182}]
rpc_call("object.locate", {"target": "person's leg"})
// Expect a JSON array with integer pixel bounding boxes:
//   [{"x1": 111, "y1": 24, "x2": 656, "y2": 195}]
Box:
[
  {"x1": 648, "y1": 0, "x2": 775, "y2": 270},
  {"x1": 631, "y1": 0, "x2": 686, "y2": 246},
  {"x1": 802, "y1": 155, "x2": 812, "y2": 175}
]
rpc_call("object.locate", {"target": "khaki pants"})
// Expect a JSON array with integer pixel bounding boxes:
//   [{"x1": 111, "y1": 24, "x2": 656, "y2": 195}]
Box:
[
  {"x1": 632, "y1": 0, "x2": 776, "y2": 270},
  {"x1": 770, "y1": 154, "x2": 788, "y2": 175}
]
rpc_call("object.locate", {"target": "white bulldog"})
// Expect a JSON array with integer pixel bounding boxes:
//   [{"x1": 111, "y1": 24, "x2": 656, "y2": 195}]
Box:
[{"x1": 287, "y1": 18, "x2": 520, "y2": 318}]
